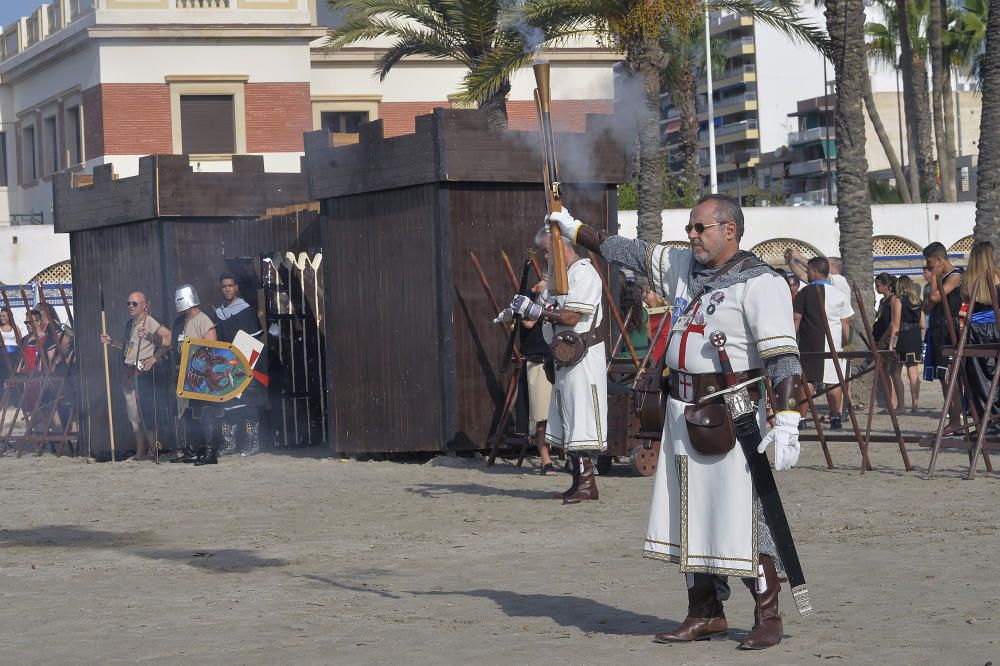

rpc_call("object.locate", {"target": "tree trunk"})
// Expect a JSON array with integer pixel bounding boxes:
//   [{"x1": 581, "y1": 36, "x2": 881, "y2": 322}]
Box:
[
  {"x1": 973, "y1": 0, "x2": 1000, "y2": 249},
  {"x1": 941, "y1": 60, "x2": 959, "y2": 200},
  {"x1": 912, "y1": 53, "x2": 939, "y2": 201},
  {"x1": 480, "y1": 80, "x2": 510, "y2": 131},
  {"x1": 864, "y1": 57, "x2": 911, "y2": 203},
  {"x1": 672, "y1": 61, "x2": 702, "y2": 206},
  {"x1": 896, "y1": 0, "x2": 922, "y2": 201},
  {"x1": 897, "y1": 0, "x2": 935, "y2": 201},
  {"x1": 631, "y1": 40, "x2": 668, "y2": 245},
  {"x1": 928, "y1": 0, "x2": 956, "y2": 201},
  {"x1": 827, "y1": 0, "x2": 875, "y2": 321}
]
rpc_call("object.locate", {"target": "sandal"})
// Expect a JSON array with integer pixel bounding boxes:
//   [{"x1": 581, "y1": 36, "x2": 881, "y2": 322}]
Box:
[{"x1": 540, "y1": 463, "x2": 558, "y2": 476}]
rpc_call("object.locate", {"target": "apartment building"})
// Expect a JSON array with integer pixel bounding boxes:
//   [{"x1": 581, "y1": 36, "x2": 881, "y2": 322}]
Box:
[
  {"x1": 660, "y1": 5, "x2": 828, "y2": 200},
  {"x1": 0, "y1": 0, "x2": 616, "y2": 282}
]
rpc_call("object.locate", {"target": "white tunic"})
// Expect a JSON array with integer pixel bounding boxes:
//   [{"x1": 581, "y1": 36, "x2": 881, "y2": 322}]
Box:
[
  {"x1": 542, "y1": 258, "x2": 608, "y2": 453},
  {"x1": 642, "y1": 246, "x2": 798, "y2": 577}
]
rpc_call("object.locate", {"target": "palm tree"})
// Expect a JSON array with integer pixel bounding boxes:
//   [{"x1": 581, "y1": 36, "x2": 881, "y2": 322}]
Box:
[
  {"x1": 861, "y1": 43, "x2": 912, "y2": 203},
  {"x1": 478, "y1": 0, "x2": 829, "y2": 243},
  {"x1": 659, "y1": 16, "x2": 727, "y2": 206},
  {"x1": 928, "y1": 0, "x2": 957, "y2": 201},
  {"x1": 324, "y1": 0, "x2": 546, "y2": 129},
  {"x1": 867, "y1": 0, "x2": 936, "y2": 201},
  {"x1": 973, "y1": 0, "x2": 1000, "y2": 247},
  {"x1": 826, "y1": 0, "x2": 875, "y2": 316}
]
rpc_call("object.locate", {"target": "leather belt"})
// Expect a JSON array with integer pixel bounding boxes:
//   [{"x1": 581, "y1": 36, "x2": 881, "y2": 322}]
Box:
[{"x1": 669, "y1": 368, "x2": 763, "y2": 403}]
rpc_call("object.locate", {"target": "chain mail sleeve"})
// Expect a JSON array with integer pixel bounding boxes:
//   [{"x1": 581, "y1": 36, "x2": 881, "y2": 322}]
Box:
[
  {"x1": 575, "y1": 226, "x2": 685, "y2": 301},
  {"x1": 744, "y1": 272, "x2": 802, "y2": 387}
]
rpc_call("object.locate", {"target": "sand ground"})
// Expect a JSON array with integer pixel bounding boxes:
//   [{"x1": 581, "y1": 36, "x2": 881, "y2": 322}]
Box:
[{"x1": 1, "y1": 396, "x2": 998, "y2": 665}]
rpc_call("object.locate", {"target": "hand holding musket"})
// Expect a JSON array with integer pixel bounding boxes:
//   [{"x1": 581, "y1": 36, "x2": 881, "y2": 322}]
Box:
[{"x1": 533, "y1": 60, "x2": 569, "y2": 296}]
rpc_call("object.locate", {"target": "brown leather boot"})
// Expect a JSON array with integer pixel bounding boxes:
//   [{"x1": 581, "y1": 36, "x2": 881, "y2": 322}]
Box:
[
  {"x1": 563, "y1": 456, "x2": 598, "y2": 504},
  {"x1": 738, "y1": 555, "x2": 783, "y2": 650},
  {"x1": 552, "y1": 454, "x2": 580, "y2": 499},
  {"x1": 654, "y1": 574, "x2": 728, "y2": 643}
]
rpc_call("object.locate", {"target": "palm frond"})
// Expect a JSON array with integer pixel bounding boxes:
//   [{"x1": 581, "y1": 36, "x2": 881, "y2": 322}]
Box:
[{"x1": 457, "y1": 26, "x2": 582, "y2": 104}]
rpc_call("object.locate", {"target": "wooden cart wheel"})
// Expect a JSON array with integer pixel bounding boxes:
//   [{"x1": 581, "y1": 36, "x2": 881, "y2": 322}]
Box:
[
  {"x1": 596, "y1": 454, "x2": 614, "y2": 475},
  {"x1": 629, "y1": 442, "x2": 659, "y2": 477}
]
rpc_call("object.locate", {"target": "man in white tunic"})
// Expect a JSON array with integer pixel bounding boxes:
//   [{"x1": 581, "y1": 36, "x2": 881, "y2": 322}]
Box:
[
  {"x1": 549, "y1": 195, "x2": 804, "y2": 649},
  {"x1": 503, "y1": 227, "x2": 608, "y2": 504}
]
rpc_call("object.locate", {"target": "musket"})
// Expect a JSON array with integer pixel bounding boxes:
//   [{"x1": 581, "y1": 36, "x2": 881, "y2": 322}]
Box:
[
  {"x1": 469, "y1": 252, "x2": 523, "y2": 369},
  {"x1": 532, "y1": 61, "x2": 569, "y2": 296},
  {"x1": 499, "y1": 253, "x2": 535, "y2": 375}
]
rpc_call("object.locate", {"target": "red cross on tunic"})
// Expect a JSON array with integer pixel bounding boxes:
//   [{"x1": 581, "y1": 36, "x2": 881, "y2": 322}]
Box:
[
  {"x1": 678, "y1": 372, "x2": 693, "y2": 400},
  {"x1": 678, "y1": 301, "x2": 706, "y2": 370}
]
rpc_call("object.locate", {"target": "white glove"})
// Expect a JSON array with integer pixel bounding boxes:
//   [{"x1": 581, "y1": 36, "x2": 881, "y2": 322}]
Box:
[
  {"x1": 757, "y1": 411, "x2": 800, "y2": 471},
  {"x1": 510, "y1": 294, "x2": 543, "y2": 320},
  {"x1": 493, "y1": 308, "x2": 514, "y2": 325},
  {"x1": 545, "y1": 208, "x2": 582, "y2": 242}
]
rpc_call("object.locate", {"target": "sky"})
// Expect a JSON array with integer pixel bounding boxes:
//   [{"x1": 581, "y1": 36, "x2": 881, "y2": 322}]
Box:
[{"x1": 0, "y1": 1, "x2": 46, "y2": 28}]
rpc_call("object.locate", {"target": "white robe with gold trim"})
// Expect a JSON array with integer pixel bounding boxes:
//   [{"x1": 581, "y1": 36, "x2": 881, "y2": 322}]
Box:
[
  {"x1": 542, "y1": 258, "x2": 608, "y2": 453},
  {"x1": 641, "y1": 246, "x2": 798, "y2": 577}
]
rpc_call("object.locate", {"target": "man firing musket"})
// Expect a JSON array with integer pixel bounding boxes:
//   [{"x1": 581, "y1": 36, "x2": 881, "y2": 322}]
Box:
[{"x1": 547, "y1": 195, "x2": 809, "y2": 650}]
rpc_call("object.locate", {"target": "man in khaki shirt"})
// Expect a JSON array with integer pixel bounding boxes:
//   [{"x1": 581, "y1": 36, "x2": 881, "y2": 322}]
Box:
[{"x1": 101, "y1": 291, "x2": 171, "y2": 461}]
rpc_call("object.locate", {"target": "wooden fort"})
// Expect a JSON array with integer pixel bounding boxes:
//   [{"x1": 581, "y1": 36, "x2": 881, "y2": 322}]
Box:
[
  {"x1": 304, "y1": 108, "x2": 627, "y2": 454},
  {"x1": 53, "y1": 155, "x2": 321, "y2": 458}
]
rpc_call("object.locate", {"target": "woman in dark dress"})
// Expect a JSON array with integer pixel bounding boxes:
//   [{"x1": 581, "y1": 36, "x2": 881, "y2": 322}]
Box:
[
  {"x1": 873, "y1": 273, "x2": 901, "y2": 410},
  {"x1": 894, "y1": 276, "x2": 924, "y2": 413},
  {"x1": 961, "y1": 242, "x2": 1000, "y2": 430}
]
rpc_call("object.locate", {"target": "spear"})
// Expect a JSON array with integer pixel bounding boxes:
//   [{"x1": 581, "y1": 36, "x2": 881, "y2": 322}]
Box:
[{"x1": 99, "y1": 279, "x2": 116, "y2": 462}]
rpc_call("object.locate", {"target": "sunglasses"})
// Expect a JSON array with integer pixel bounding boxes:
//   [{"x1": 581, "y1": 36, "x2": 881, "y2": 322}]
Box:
[
  {"x1": 684, "y1": 222, "x2": 726, "y2": 235},
  {"x1": 126, "y1": 301, "x2": 143, "y2": 307}
]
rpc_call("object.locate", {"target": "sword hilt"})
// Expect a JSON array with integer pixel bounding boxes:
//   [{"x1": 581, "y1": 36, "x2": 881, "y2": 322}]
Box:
[{"x1": 709, "y1": 330, "x2": 739, "y2": 386}]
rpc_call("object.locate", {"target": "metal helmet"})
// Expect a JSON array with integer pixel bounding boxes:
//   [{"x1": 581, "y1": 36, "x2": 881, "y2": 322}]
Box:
[{"x1": 175, "y1": 284, "x2": 200, "y2": 312}]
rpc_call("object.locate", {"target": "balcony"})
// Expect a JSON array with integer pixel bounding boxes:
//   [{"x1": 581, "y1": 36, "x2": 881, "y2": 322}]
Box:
[
  {"x1": 788, "y1": 189, "x2": 831, "y2": 206},
  {"x1": 697, "y1": 64, "x2": 755, "y2": 93},
  {"x1": 788, "y1": 158, "x2": 829, "y2": 177},
  {"x1": 788, "y1": 126, "x2": 833, "y2": 146},
  {"x1": 709, "y1": 12, "x2": 752, "y2": 34},
  {"x1": 724, "y1": 35, "x2": 755, "y2": 56}
]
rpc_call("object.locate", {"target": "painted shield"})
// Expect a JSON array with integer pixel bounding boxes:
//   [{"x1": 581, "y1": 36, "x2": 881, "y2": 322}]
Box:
[{"x1": 176, "y1": 338, "x2": 253, "y2": 403}]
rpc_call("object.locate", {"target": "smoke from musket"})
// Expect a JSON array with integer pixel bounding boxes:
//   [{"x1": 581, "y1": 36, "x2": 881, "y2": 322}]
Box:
[{"x1": 500, "y1": 0, "x2": 545, "y2": 55}]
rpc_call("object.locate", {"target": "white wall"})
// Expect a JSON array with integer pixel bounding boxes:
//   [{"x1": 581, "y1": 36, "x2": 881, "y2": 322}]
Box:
[
  {"x1": 9, "y1": 46, "x2": 102, "y2": 110},
  {"x1": 312, "y1": 59, "x2": 615, "y2": 103},
  {"x1": 0, "y1": 225, "x2": 70, "y2": 285},
  {"x1": 616, "y1": 202, "x2": 976, "y2": 256},
  {"x1": 99, "y1": 41, "x2": 313, "y2": 83}
]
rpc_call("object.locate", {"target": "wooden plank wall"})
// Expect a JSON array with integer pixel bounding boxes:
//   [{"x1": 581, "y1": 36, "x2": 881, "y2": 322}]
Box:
[
  {"x1": 322, "y1": 184, "x2": 445, "y2": 453},
  {"x1": 54, "y1": 155, "x2": 309, "y2": 233},
  {"x1": 53, "y1": 160, "x2": 157, "y2": 233},
  {"x1": 71, "y1": 220, "x2": 167, "y2": 459},
  {"x1": 303, "y1": 108, "x2": 627, "y2": 201},
  {"x1": 445, "y1": 183, "x2": 613, "y2": 449}
]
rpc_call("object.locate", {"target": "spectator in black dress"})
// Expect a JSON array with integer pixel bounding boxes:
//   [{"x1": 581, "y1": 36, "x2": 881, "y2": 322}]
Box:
[
  {"x1": 894, "y1": 276, "x2": 924, "y2": 413},
  {"x1": 872, "y1": 273, "x2": 900, "y2": 410},
  {"x1": 961, "y1": 242, "x2": 1000, "y2": 431}
]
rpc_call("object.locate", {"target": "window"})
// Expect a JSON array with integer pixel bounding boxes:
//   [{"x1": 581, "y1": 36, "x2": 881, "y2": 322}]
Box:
[
  {"x1": 180, "y1": 95, "x2": 235, "y2": 155},
  {"x1": 321, "y1": 111, "x2": 369, "y2": 135},
  {"x1": 961, "y1": 166, "x2": 970, "y2": 193},
  {"x1": 66, "y1": 105, "x2": 83, "y2": 166},
  {"x1": 43, "y1": 116, "x2": 58, "y2": 175},
  {"x1": 0, "y1": 132, "x2": 7, "y2": 187},
  {"x1": 22, "y1": 126, "x2": 36, "y2": 182}
]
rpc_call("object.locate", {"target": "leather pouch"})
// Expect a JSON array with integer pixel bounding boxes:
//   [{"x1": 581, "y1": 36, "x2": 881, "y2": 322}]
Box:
[{"x1": 683, "y1": 401, "x2": 736, "y2": 455}]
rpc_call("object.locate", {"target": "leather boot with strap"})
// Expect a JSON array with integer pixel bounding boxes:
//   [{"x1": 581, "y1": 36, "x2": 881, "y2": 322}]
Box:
[
  {"x1": 654, "y1": 574, "x2": 728, "y2": 643},
  {"x1": 563, "y1": 456, "x2": 599, "y2": 504},
  {"x1": 552, "y1": 454, "x2": 581, "y2": 500},
  {"x1": 738, "y1": 555, "x2": 783, "y2": 650}
]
